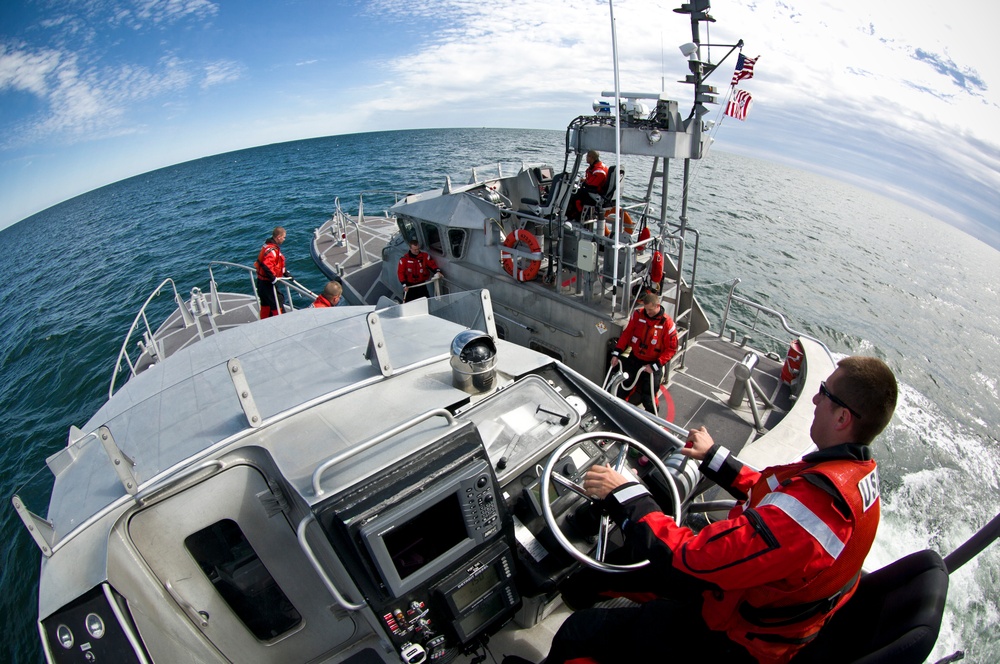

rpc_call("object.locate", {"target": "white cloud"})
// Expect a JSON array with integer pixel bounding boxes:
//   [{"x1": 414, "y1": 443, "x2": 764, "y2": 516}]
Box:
[
  {"x1": 120, "y1": 0, "x2": 219, "y2": 28},
  {"x1": 0, "y1": 44, "x2": 62, "y2": 96},
  {"x1": 201, "y1": 60, "x2": 243, "y2": 88}
]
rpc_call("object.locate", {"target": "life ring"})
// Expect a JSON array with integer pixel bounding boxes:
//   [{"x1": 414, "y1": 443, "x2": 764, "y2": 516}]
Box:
[
  {"x1": 501, "y1": 229, "x2": 542, "y2": 281},
  {"x1": 604, "y1": 207, "x2": 634, "y2": 236}
]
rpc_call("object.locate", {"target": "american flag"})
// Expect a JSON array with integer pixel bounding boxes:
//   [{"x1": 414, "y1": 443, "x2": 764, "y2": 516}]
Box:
[
  {"x1": 731, "y1": 54, "x2": 757, "y2": 87},
  {"x1": 725, "y1": 89, "x2": 753, "y2": 121}
]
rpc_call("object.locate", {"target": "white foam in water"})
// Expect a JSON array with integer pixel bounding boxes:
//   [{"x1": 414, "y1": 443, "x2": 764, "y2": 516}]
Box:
[{"x1": 867, "y1": 380, "x2": 1000, "y2": 661}]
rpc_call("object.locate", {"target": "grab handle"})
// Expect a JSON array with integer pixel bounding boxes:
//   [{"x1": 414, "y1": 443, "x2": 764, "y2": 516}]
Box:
[
  {"x1": 311, "y1": 408, "x2": 457, "y2": 496},
  {"x1": 296, "y1": 516, "x2": 366, "y2": 611}
]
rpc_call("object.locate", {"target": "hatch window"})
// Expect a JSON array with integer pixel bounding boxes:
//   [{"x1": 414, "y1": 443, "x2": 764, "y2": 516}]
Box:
[
  {"x1": 398, "y1": 217, "x2": 418, "y2": 243},
  {"x1": 422, "y1": 223, "x2": 444, "y2": 254},
  {"x1": 448, "y1": 229, "x2": 467, "y2": 258},
  {"x1": 185, "y1": 519, "x2": 302, "y2": 640}
]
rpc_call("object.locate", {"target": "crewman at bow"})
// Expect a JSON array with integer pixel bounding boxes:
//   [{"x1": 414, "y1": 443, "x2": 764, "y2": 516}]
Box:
[
  {"x1": 255, "y1": 226, "x2": 291, "y2": 318},
  {"x1": 312, "y1": 281, "x2": 345, "y2": 307}
]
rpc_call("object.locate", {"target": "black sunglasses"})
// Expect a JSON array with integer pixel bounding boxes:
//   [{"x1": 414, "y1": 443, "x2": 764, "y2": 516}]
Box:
[{"x1": 819, "y1": 381, "x2": 862, "y2": 419}]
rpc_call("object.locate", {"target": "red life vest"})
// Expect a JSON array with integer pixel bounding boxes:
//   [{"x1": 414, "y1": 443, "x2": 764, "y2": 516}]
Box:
[
  {"x1": 584, "y1": 160, "x2": 609, "y2": 191},
  {"x1": 615, "y1": 306, "x2": 678, "y2": 366},
  {"x1": 397, "y1": 250, "x2": 439, "y2": 285},
  {"x1": 703, "y1": 458, "x2": 881, "y2": 663},
  {"x1": 255, "y1": 240, "x2": 286, "y2": 282}
]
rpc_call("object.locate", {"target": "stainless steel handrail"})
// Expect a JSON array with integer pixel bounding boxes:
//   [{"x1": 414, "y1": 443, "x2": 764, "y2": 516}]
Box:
[
  {"x1": 296, "y1": 516, "x2": 366, "y2": 611},
  {"x1": 718, "y1": 279, "x2": 834, "y2": 362},
  {"x1": 134, "y1": 460, "x2": 225, "y2": 506},
  {"x1": 110, "y1": 262, "x2": 320, "y2": 397},
  {"x1": 311, "y1": 408, "x2": 458, "y2": 496},
  {"x1": 109, "y1": 278, "x2": 184, "y2": 397}
]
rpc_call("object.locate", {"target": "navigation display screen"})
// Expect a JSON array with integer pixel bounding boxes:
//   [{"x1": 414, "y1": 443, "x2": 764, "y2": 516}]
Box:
[{"x1": 384, "y1": 493, "x2": 466, "y2": 580}]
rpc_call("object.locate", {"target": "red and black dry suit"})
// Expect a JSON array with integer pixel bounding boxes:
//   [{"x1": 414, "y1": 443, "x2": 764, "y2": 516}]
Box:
[
  {"x1": 612, "y1": 305, "x2": 678, "y2": 413},
  {"x1": 548, "y1": 443, "x2": 880, "y2": 664},
  {"x1": 567, "y1": 159, "x2": 609, "y2": 221},
  {"x1": 255, "y1": 238, "x2": 288, "y2": 318},
  {"x1": 397, "y1": 249, "x2": 440, "y2": 302}
]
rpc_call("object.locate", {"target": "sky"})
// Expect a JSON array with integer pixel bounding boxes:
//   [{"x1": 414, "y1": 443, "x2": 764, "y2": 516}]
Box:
[{"x1": 2, "y1": 0, "x2": 998, "y2": 249}]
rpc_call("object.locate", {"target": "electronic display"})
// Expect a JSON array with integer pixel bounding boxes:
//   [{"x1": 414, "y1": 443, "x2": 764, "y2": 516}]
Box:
[
  {"x1": 384, "y1": 493, "x2": 467, "y2": 580},
  {"x1": 450, "y1": 565, "x2": 502, "y2": 614},
  {"x1": 457, "y1": 591, "x2": 507, "y2": 639}
]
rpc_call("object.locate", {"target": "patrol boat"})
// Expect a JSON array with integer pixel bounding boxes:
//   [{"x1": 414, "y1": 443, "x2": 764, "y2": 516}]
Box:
[
  {"x1": 14, "y1": 270, "x2": 989, "y2": 664},
  {"x1": 13, "y1": 2, "x2": 990, "y2": 663}
]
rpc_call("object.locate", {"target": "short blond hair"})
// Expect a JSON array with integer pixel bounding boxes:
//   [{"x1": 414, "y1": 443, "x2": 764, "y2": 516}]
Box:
[{"x1": 322, "y1": 281, "x2": 342, "y2": 300}]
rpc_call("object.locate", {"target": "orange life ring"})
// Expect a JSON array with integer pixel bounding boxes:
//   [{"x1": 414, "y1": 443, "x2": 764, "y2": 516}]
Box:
[
  {"x1": 501, "y1": 229, "x2": 542, "y2": 281},
  {"x1": 604, "y1": 207, "x2": 634, "y2": 236}
]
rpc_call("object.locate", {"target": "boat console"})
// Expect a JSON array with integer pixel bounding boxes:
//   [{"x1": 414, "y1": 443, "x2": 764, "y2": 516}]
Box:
[
  {"x1": 317, "y1": 422, "x2": 518, "y2": 662},
  {"x1": 314, "y1": 362, "x2": 687, "y2": 662}
]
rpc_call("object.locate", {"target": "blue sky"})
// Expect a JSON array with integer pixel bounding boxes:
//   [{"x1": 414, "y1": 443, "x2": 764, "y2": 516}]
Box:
[{"x1": 2, "y1": 0, "x2": 998, "y2": 249}]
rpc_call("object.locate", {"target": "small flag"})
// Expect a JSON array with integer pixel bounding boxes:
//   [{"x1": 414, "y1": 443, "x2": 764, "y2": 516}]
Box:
[
  {"x1": 731, "y1": 54, "x2": 757, "y2": 87},
  {"x1": 725, "y1": 89, "x2": 753, "y2": 121}
]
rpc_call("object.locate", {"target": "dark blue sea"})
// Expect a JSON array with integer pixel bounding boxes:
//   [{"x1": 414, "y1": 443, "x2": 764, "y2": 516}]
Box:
[{"x1": 1, "y1": 129, "x2": 997, "y2": 662}]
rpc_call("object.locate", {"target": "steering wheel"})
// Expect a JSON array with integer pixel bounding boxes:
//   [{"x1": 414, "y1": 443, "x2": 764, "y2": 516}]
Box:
[{"x1": 540, "y1": 432, "x2": 682, "y2": 572}]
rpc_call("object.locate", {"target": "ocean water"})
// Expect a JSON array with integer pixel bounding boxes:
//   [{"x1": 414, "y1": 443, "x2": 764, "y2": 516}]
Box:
[{"x1": 1, "y1": 128, "x2": 997, "y2": 662}]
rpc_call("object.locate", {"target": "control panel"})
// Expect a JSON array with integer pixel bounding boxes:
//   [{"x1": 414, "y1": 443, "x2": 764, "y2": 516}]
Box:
[
  {"x1": 377, "y1": 542, "x2": 519, "y2": 662},
  {"x1": 465, "y1": 472, "x2": 500, "y2": 540}
]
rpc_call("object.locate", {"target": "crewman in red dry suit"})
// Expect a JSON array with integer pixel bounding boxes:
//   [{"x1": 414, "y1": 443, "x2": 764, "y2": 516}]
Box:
[
  {"x1": 566, "y1": 149, "x2": 609, "y2": 221},
  {"x1": 610, "y1": 291, "x2": 678, "y2": 414},
  {"x1": 397, "y1": 239, "x2": 441, "y2": 302},
  {"x1": 544, "y1": 356, "x2": 897, "y2": 664},
  {"x1": 255, "y1": 227, "x2": 290, "y2": 318},
  {"x1": 311, "y1": 281, "x2": 344, "y2": 308}
]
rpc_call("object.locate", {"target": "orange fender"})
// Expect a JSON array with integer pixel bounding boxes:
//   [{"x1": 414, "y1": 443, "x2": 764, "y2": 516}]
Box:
[{"x1": 650, "y1": 250, "x2": 664, "y2": 284}]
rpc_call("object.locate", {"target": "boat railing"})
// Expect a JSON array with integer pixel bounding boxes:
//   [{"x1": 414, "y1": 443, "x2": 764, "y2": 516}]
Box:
[
  {"x1": 718, "y1": 278, "x2": 834, "y2": 362},
  {"x1": 206, "y1": 261, "x2": 317, "y2": 313},
  {"x1": 109, "y1": 263, "x2": 317, "y2": 397},
  {"x1": 15, "y1": 290, "x2": 497, "y2": 558},
  {"x1": 356, "y1": 190, "x2": 409, "y2": 221},
  {"x1": 464, "y1": 162, "x2": 526, "y2": 185},
  {"x1": 109, "y1": 277, "x2": 188, "y2": 398},
  {"x1": 405, "y1": 273, "x2": 444, "y2": 298},
  {"x1": 319, "y1": 192, "x2": 409, "y2": 268}
]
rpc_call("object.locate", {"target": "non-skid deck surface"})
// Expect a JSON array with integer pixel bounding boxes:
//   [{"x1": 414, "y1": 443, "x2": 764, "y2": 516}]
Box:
[
  {"x1": 313, "y1": 214, "x2": 398, "y2": 278},
  {"x1": 665, "y1": 336, "x2": 789, "y2": 456}
]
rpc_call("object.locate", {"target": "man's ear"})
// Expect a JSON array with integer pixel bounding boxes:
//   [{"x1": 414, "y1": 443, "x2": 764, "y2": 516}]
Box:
[{"x1": 834, "y1": 407, "x2": 854, "y2": 433}]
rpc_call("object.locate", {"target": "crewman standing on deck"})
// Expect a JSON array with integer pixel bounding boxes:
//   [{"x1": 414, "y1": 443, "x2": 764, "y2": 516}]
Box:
[
  {"x1": 610, "y1": 291, "x2": 678, "y2": 413},
  {"x1": 397, "y1": 239, "x2": 442, "y2": 302},
  {"x1": 255, "y1": 227, "x2": 291, "y2": 318}
]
